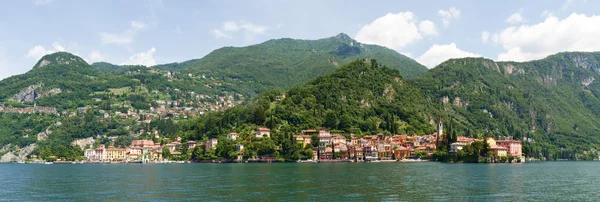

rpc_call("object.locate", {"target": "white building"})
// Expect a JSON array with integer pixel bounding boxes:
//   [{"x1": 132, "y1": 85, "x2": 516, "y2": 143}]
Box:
[
  {"x1": 227, "y1": 132, "x2": 239, "y2": 140},
  {"x1": 450, "y1": 142, "x2": 468, "y2": 153}
]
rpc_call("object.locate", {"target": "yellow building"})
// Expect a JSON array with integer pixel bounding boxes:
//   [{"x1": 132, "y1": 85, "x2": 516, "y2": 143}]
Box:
[
  {"x1": 105, "y1": 146, "x2": 128, "y2": 161},
  {"x1": 295, "y1": 134, "x2": 312, "y2": 147},
  {"x1": 486, "y1": 137, "x2": 507, "y2": 157}
]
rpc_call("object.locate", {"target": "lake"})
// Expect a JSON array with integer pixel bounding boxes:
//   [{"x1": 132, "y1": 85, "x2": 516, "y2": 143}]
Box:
[{"x1": 0, "y1": 162, "x2": 599, "y2": 201}]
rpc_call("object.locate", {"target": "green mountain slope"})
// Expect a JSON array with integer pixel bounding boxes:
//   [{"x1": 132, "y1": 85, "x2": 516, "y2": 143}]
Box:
[
  {"x1": 157, "y1": 33, "x2": 427, "y2": 95},
  {"x1": 410, "y1": 52, "x2": 600, "y2": 159},
  {"x1": 0, "y1": 52, "x2": 138, "y2": 108},
  {"x1": 180, "y1": 59, "x2": 435, "y2": 142}
]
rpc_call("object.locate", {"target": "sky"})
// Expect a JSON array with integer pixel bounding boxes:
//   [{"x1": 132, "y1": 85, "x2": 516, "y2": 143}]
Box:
[{"x1": 1, "y1": 0, "x2": 600, "y2": 80}]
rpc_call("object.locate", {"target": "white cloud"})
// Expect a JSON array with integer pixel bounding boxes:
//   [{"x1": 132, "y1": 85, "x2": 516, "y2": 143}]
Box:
[
  {"x1": 32, "y1": 0, "x2": 54, "y2": 5},
  {"x1": 122, "y1": 47, "x2": 157, "y2": 66},
  {"x1": 438, "y1": 7, "x2": 461, "y2": 27},
  {"x1": 85, "y1": 50, "x2": 105, "y2": 63},
  {"x1": 419, "y1": 20, "x2": 438, "y2": 36},
  {"x1": 99, "y1": 20, "x2": 147, "y2": 45},
  {"x1": 496, "y1": 13, "x2": 600, "y2": 61},
  {"x1": 24, "y1": 41, "x2": 77, "y2": 61},
  {"x1": 417, "y1": 43, "x2": 480, "y2": 68},
  {"x1": 211, "y1": 29, "x2": 231, "y2": 39},
  {"x1": 355, "y1": 12, "x2": 422, "y2": 50},
  {"x1": 506, "y1": 12, "x2": 525, "y2": 24},
  {"x1": 481, "y1": 31, "x2": 490, "y2": 43},
  {"x1": 211, "y1": 21, "x2": 267, "y2": 41},
  {"x1": 401, "y1": 52, "x2": 413, "y2": 58}
]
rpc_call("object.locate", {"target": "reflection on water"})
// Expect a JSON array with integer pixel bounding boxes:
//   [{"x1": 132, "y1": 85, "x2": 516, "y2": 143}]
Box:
[{"x1": 0, "y1": 162, "x2": 599, "y2": 201}]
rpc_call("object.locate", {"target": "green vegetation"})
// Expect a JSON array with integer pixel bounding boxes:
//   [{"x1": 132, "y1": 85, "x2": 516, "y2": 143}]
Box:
[
  {"x1": 413, "y1": 52, "x2": 600, "y2": 160},
  {"x1": 2, "y1": 36, "x2": 600, "y2": 162},
  {"x1": 157, "y1": 33, "x2": 427, "y2": 96},
  {"x1": 173, "y1": 59, "x2": 435, "y2": 161}
]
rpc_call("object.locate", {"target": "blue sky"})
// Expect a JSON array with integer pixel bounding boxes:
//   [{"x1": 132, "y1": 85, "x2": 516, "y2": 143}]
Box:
[{"x1": 1, "y1": 0, "x2": 599, "y2": 79}]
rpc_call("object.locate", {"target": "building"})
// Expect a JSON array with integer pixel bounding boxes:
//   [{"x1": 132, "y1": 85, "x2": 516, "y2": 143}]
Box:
[
  {"x1": 486, "y1": 137, "x2": 507, "y2": 157},
  {"x1": 84, "y1": 144, "x2": 106, "y2": 162},
  {"x1": 187, "y1": 141, "x2": 197, "y2": 149},
  {"x1": 318, "y1": 129, "x2": 332, "y2": 159},
  {"x1": 394, "y1": 146, "x2": 411, "y2": 159},
  {"x1": 206, "y1": 138, "x2": 218, "y2": 150},
  {"x1": 496, "y1": 140, "x2": 522, "y2": 157},
  {"x1": 450, "y1": 142, "x2": 468, "y2": 153},
  {"x1": 227, "y1": 132, "x2": 239, "y2": 140},
  {"x1": 255, "y1": 128, "x2": 271, "y2": 138},
  {"x1": 294, "y1": 134, "x2": 312, "y2": 147},
  {"x1": 105, "y1": 146, "x2": 128, "y2": 162}
]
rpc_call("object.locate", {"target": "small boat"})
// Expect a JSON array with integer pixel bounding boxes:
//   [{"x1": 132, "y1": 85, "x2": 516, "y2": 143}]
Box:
[{"x1": 44, "y1": 162, "x2": 53, "y2": 165}]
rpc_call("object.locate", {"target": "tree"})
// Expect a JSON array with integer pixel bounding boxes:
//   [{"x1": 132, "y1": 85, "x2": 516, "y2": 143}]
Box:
[
  {"x1": 40, "y1": 147, "x2": 52, "y2": 160},
  {"x1": 324, "y1": 110, "x2": 339, "y2": 129},
  {"x1": 415, "y1": 151, "x2": 427, "y2": 159},
  {"x1": 162, "y1": 147, "x2": 170, "y2": 160}
]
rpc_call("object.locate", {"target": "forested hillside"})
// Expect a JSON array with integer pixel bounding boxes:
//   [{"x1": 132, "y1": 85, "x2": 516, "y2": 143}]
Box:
[
  {"x1": 157, "y1": 33, "x2": 427, "y2": 95},
  {"x1": 411, "y1": 52, "x2": 600, "y2": 159}
]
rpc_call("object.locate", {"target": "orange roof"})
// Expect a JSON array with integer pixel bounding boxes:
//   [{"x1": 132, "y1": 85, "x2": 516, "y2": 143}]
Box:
[{"x1": 257, "y1": 128, "x2": 270, "y2": 131}]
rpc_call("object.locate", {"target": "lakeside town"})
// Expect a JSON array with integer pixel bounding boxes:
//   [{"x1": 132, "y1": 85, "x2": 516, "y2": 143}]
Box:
[{"x1": 23, "y1": 120, "x2": 524, "y2": 164}]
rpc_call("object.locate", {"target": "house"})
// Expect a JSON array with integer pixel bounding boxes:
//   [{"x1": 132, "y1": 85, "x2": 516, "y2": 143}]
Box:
[
  {"x1": 84, "y1": 144, "x2": 107, "y2": 162},
  {"x1": 227, "y1": 132, "x2": 239, "y2": 140},
  {"x1": 318, "y1": 129, "x2": 332, "y2": 159},
  {"x1": 450, "y1": 142, "x2": 468, "y2": 153},
  {"x1": 206, "y1": 138, "x2": 218, "y2": 150},
  {"x1": 394, "y1": 146, "x2": 411, "y2": 159},
  {"x1": 364, "y1": 145, "x2": 378, "y2": 161},
  {"x1": 255, "y1": 128, "x2": 271, "y2": 138},
  {"x1": 187, "y1": 141, "x2": 197, "y2": 149},
  {"x1": 105, "y1": 146, "x2": 128, "y2": 162},
  {"x1": 496, "y1": 140, "x2": 522, "y2": 157},
  {"x1": 165, "y1": 143, "x2": 177, "y2": 152},
  {"x1": 128, "y1": 147, "x2": 143, "y2": 161},
  {"x1": 294, "y1": 134, "x2": 312, "y2": 147},
  {"x1": 486, "y1": 137, "x2": 507, "y2": 157}
]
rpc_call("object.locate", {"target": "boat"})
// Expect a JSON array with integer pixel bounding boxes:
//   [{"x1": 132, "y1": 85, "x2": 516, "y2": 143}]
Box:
[{"x1": 44, "y1": 162, "x2": 53, "y2": 165}]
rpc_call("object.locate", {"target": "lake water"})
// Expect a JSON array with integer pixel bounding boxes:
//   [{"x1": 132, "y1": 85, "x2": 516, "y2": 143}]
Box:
[{"x1": 0, "y1": 162, "x2": 599, "y2": 201}]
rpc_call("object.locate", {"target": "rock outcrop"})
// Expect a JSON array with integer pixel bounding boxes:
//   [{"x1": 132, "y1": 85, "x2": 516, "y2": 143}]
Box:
[
  {"x1": 72, "y1": 137, "x2": 95, "y2": 150},
  {"x1": 0, "y1": 144, "x2": 36, "y2": 162},
  {"x1": 9, "y1": 83, "x2": 43, "y2": 103},
  {"x1": 8, "y1": 83, "x2": 62, "y2": 103}
]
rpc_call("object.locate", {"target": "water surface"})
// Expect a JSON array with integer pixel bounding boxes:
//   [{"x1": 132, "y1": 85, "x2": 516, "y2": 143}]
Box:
[{"x1": 0, "y1": 162, "x2": 598, "y2": 201}]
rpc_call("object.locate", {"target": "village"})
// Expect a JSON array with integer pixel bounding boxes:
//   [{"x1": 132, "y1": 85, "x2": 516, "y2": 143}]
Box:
[{"x1": 79, "y1": 121, "x2": 524, "y2": 164}]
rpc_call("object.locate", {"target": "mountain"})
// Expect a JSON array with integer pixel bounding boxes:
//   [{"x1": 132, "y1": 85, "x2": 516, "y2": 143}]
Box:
[
  {"x1": 180, "y1": 59, "x2": 435, "y2": 142},
  {"x1": 0, "y1": 52, "x2": 139, "y2": 108},
  {"x1": 156, "y1": 33, "x2": 427, "y2": 95},
  {"x1": 410, "y1": 52, "x2": 600, "y2": 159}
]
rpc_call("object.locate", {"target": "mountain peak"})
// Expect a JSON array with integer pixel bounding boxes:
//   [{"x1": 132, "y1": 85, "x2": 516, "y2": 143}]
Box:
[
  {"x1": 335, "y1": 33, "x2": 352, "y2": 41},
  {"x1": 33, "y1": 52, "x2": 88, "y2": 69}
]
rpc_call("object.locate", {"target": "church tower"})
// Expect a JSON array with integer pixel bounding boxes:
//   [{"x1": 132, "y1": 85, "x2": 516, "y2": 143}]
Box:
[{"x1": 437, "y1": 116, "x2": 443, "y2": 137}]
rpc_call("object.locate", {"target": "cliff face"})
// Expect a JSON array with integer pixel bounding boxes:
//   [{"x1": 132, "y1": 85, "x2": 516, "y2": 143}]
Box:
[
  {"x1": 8, "y1": 83, "x2": 62, "y2": 103},
  {"x1": 9, "y1": 84, "x2": 43, "y2": 103},
  {"x1": 0, "y1": 144, "x2": 36, "y2": 162}
]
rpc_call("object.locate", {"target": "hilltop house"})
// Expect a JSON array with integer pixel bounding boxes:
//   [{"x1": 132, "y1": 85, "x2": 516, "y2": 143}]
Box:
[{"x1": 255, "y1": 128, "x2": 271, "y2": 138}]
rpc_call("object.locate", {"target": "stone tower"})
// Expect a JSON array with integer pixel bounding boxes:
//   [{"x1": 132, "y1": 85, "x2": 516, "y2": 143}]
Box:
[{"x1": 437, "y1": 117, "x2": 443, "y2": 137}]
